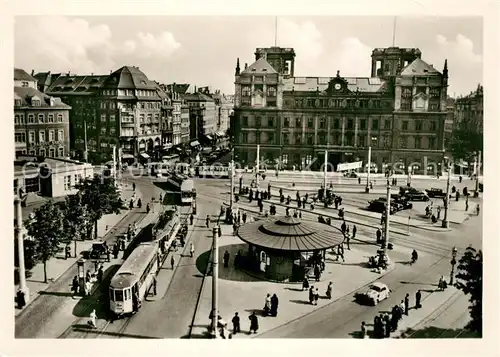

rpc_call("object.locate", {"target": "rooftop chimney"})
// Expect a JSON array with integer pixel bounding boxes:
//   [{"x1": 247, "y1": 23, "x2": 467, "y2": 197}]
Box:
[{"x1": 245, "y1": 63, "x2": 248, "y2": 69}]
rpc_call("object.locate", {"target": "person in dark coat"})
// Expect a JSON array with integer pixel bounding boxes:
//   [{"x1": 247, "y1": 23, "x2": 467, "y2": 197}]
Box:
[
  {"x1": 390, "y1": 306, "x2": 399, "y2": 332},
  {"x1": 384, "y1": 314, "x2": 391, "y2": 337},
  {"x1": 308, "y1": 286, "x2": 314, "y2": 304},
  {"x1": 206, "y1": 215, "x2": 210, "y2": 228},
  {"x1": 404, "y1": 293, "x2": 410, "y2": 315},
  {"x1": 341, "y1": 221, "x2": 347, "y2": 234},
  {"x1": 72, "y1": 276, "x2": 79, "y2": 295},
  {"x1": 232, "y1": 312, "x2": 241, "y2": 334},
  {"x1": 376, "y1": 228, "x2": 382, "y2": 243},
  {"x1": 138, "y1": 198, "x2": 142, "y2": 208},
  {"x1": 249, "y1": 311, "x2": 259, "y2": 334},
  {"x1": 223, "y1": 251, "x2": 230, "y2": 268},
  {"x1": 314, "y1": 265, "x2": 321, "y2": 282},
  {"x1": 129, "y1": 199, "x2": 134, "y2": 209},
  {"x1": 218, "y1": 225, "x2": 222, "y2": 237},
  {"x1": 242, "y1": 212, "x2": 247, "y2": 224},
  {"x1": 302, "y1": 278, "x2": 309, "y2": 291},
  {"x1": 270, "y1": 294, "x2": 279, "y2": 317},
  {"x1": 190, "y1": 214, "x2": 194, "y2": 225},
  {"x1": 146, "y1": 203, "x2": 150, "y2": 213},
  {"x1": 132, "y1": 182, "x2": 136, "y2": 191},
  {"x1": 352, "y1": 225, "x2": 357, "y2": 238},
  {"x1": 415, "y1": 290, "x2": 422, "y2": 309}
]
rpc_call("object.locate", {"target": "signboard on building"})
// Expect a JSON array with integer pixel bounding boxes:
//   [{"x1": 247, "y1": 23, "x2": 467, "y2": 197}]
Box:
[{"x1": 336, "y1": 161, "x2": 363, "y2": 172}]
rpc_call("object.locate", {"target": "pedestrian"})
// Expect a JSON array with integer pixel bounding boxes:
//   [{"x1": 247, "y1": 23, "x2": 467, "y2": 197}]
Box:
[
  {"x1": 415, "y1": 290, "x2": 422, "y2": 309},
  {"x1": 138, "y1": 198, "x2": 142, "y2": 208},
  {"x1": 190, "y1": 243, "x2": 195, "y2": 258},
  {"x1": 384, "y1": 314, "x2": 391, "y2": 337},
  {"x1": 338, "y1": 245, "x2": 345, "y2": 262},
  {"x1": 146, "y1": 203, "x2": 150, "y2": 214},
  {"x1": 345, "y1": 235, "x2": 351, "y2": 250},
  {"x1": 132, "y1": 182, "x2": 136, "y2": 192},
  {"x1": 206, "y1": 215, "x2": 210, "y2": 228},
  {"x1": 341, "y1": 221, "x2": 347, "y2": 234},
  {"x1": 302, "y1": 278, "x2": 309, "y2": 291},
  {"x1": 129, "y1": 199, "x2": 134, "y2": 209},
  {"x1": 249, "y1": 311, "x2": 259, "y2": 334},
  {"x1": 190, "y1": 213, "x2": 194, "y2": 225},
  {"x1": 72, "y1": 276, "x2": 79, "y2": 296},
  {"x1": 88, "y1": 309, "x2": 97, "y2": 329},
  {"x1": 263, "y1": 293, "x2": 271, "y2": 315},
  {"x1": 242, "y1": 212, "x2": 247, "y2": 224},
  {"x1": 309, "y1": 286, "x2": 314, "y2": 304},
  {"x1": 355, "y1": 321, "x2": 365, "y2": 339},
  {"x1": 97, "y1": 265, "x2": 104, "y2": 283},
  {"x1": 270, "y1": 294, "x2": 279, "y2": 317},
  {"x1": 65, "y1": 245, "x2": 71, "y2": 259},
  {"x1": 218, "y1": 225, "x2": 222, "y2": 238},
  {"x1": 399, "y1": 300, "x2": 405, "y2": 317},
  {"x1": 232, "y1": 312, "x2": 241, "y2": 334},
  {"x1": 313, "y1": 288, "x2": 319, "y2": 305},
  {"x1": 352, "y1": 224, "x2": 357, "y2": 239},
  {"x1": 376, "y1": 228, "x2": 382, "y2": 244},
  {"x1": 404, "y1": 293, "x2": 409, "y2": 315},
  {"x1": 379, "y1": 314, "x2": 386, "y2": 339},
  {"x1": 171, "y1": 256, "x2": 175, "y2": 270},
  {"x1": 476, "y1": 204, "x2": 480, "y2": 215},
  {"x1": 314, "y1": 264, "x2": 321, "y2": 282},
  {"x1": 223, "y1": 251, "x2": 230, "y2": 268},
  {"x1": 358, "y1": 177, "x2": 361, "y2": 185},
  {"x1": 326, "y1": 281, "x2": 333, "y2": 299}
]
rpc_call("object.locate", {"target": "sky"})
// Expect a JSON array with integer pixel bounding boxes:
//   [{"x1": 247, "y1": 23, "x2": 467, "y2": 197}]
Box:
[{"x1": 14, "y1": 16, "x2": 482, "y2": 97}]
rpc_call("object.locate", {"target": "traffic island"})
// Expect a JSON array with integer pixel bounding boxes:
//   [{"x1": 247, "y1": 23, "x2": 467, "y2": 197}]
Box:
[{"x1": 190, "y1": 224, "x2": 395, "y2": 339}]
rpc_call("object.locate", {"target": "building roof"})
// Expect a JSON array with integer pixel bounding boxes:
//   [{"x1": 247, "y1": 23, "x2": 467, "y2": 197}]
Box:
[
  {"x1": 241, "y1": 57, "x2": 278, "y2": 75},
  {"x1": 400, "y1": 58, "x2": 440, "y2": 76},
  {"x1": 46, "y1": 74, "x2": 108, "y2": 94},
  {"x1": 167, "y1": 83, "x2": 191, "y2": 94},
  {"x1": 237, "y1": 216, "x2": 344, "y2": 251},
  {"x1": 14, "y1": 87, "x2": 71, "y2": 108},
  {"x1": 14, "y1": 68, "x2": 37, "y2": 82},
  {"x1": 183, "y1": 92, "x2": 214, "y2": 102},
  {"x1": 104, "y1": 66, "x2": 156, "y2": 89},
  {"x1": 282, "y1": 77, "x2": 387, "y2": 93}
]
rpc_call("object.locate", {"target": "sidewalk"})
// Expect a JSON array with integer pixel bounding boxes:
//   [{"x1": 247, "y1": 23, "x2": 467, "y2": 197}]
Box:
[
  {"x1": 15, "y1": 180, "x2": 141, "y2": 316},
  {"x1": 190, "y1": 224, "x2": 394, "y2": 339},
  {"x1": 15, "y1": 199, "x2": 163, "y2": 338}
]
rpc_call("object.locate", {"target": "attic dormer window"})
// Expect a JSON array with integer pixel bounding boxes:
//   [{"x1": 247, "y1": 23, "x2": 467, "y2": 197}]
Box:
[
  {"x1": 251, "y1": 69, "x2": 256, "y2": 72},
  {"x1": 32, "y1": 99, "x2": 41, "y2": 106},
  {"x1": 14, "y1": 99, "x2": 21, "y2": 107}
]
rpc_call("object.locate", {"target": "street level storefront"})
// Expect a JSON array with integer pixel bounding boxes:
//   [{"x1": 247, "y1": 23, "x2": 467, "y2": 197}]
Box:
[{"x1": 237, "y1": 216, "x2": 344, "y2": 282}]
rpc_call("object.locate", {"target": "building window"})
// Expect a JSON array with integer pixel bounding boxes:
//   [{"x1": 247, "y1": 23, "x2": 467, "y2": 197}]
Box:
[
  {"x1": 319, "y1": 118, "x2": 326, "y2": 129},
  {"x1": 372, "y1": 119, "x2": 379, "y2": 130},
  {"x1": 307, "y1": 118, "x2": 313, "y2": 128},
  {"x1": 22, "y1": 81, "x2": 28, "y2": 87},
  {"x1": 415, "y1": 120, "x2": 422, "y2": 131},
  {"x1": 38, "y1": 114, "x2": 44, "y2": 123},
  {"x1": 19, "y1": 114, "x2": 25, "y2": 124},
  {"x1": 110, "y1": 114, "x2": 115, "y2": 122},
  {"x1": 296, "y1": 117, "x2": 302, "y2": 128},
  {"x1": 345, "y1": 133, "x2": 353, "y2": 146},
  {"x1": 268, "y1": 117, "x2": 275, "y2": 127},
  {"x1": 400, "y1": 136, "x2": 408, "y2": 148},
  {"x1": 384, "y1": 119, "x2": 391, "y2": 129},
  {"x1": 429, "y1": 88, "x2": 440, "y2": 98},
  {"x1": 64, "y1": 175, "x2": 71, "y2": 190},
  {"x1": 242, "y1": 116, "x2": 248, "y2": 126},
  {"x1": 28, "y1": 114, "x2": 35, "y2": 124},
  {"x1": 282, "y1": 154, "x2": 288, "y2": 165},
  {"x1": 295, "y1": 134, "x2": 301, "y2": 145},
  {"x1": 242, "y1": 87, "x2": 251, "y2": 97},
  {"x1": 305, "y1": 155, "x2": 312, "y2": 166},
  {"x1": 255, "y1": 117, "x2": 261, "y2": 127},
  {"x1": 39, "y1": 131, "x2": 45, "y2": 142},
  {"x1": 29, "y1": 150, "x2": 35, "y2": 155},
  {"x1": 371, "y1": 136, "x2": 378, "y2": 147},
  {"x1": 15, "y1": 115, "x2": 20, "y2": 125},
  {"x1": 414, "y1": 136, "x2": 422, "y2": 149},
  {"x1": 402, "y1": 121, "x2": 409, "y2": 130},
  {"x1": 429, "y1": 120, "x2": 437, "y2": 131},
  {"x1": 58, "y1": 129, "x2": 64, "y2": 141},
  {"x1": 49, "y1": 148, "x2": 55, "y2": 157},
  {"x1": 347, "y1": 119, "x2": 354, "y2": 130},
  {"x1": 284, "y1": 117, "x2": 290, "y2": 128},
  {"x1": 318, "y1": 133, "x2": 326, "y2": 145},
  {"x1": 48, "y1": 114, "x2": 54, "y2": 123},
  {"x1": 384, "y1": 134, "x2": 391, "y2": 148},
  {"x1": 39, "y1": 148, "x2": 46, "y2": 157},
  {"x1": 110, "y1": 127, "x2": 116, "y2": 135},
  {"x1": 242, "y1": 132, "x2": 248, "y2": 143},
  {"x1": 359, "y1": 119, "x2": 366, "y2": 130},
  {"x1": 358, "y1": 134, "x2": 366, "y2": 147},
  {"x1": 333, "y1": 118, "x2": 340, "y2": 130},
  {"x1": 267, "y1": 86, "x2": 277, "y2": 97},
  {"x1": 267, "y1": 133, "x2": 274, "y2": 144},
  {"x1": 49, "y1": 130, "x2": 55, "y2": 142},
  {"x1": 57, "y1": 114, "x2": 63, "y2": 122},
  {"x1": 283, "y1": 133, "x2": 289, "y2": 145},
  {"x1": 59, "y1": 147, "x2": 64, "y2": 157},
  {"x1": 428, "y1": 137, "x2": 436, "y2": 149},
  {"x1": 29, "y1": 131, "x2": 35, "y2": 143},
  {"x1": 100, "y1": 114, "x2": 106, "y2": 122},
  {"x1": 15, "y1": 132, "x2": 26, "y2": 143},
  {"x1": 402, "y1": 87, "x2": 412, "y2": 98},
  {"x1": 307, "y1": 134, "x2": 313, "y2": 145}
]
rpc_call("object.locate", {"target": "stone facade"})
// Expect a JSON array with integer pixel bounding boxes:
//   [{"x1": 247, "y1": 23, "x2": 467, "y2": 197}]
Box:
[{"x1": 233, "y1": 46, "x2": 449, "y2": 173}]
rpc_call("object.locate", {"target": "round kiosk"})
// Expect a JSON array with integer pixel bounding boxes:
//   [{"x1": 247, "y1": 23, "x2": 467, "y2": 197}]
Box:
[{"x1": 237, "y1": 216, "x2": 345, "y2": 282}]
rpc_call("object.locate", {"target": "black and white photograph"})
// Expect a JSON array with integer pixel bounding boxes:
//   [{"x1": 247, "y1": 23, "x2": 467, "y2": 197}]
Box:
[{"x1": 4, "y1": 1, "x2": 499, "y2": 355}]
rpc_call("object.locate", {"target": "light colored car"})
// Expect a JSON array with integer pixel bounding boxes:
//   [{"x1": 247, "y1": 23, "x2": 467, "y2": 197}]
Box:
[{"x1": 364, "y1": 282, "x2": 391, "y2": 305}]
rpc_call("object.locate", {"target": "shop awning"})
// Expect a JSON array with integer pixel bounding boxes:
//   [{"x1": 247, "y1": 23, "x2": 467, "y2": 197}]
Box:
[
  {"x1": 205, "y1": 135, "x2": 213, "y2": 141},
  {"x1": 190, "y1": 141, "x2": 200, "y2": 147},
  {"x1": 140, "y1": 153, "x2": 150, "y2": 159},
  {"x1": 122, "y1": 154, "x2": 134, "y2": 159}
]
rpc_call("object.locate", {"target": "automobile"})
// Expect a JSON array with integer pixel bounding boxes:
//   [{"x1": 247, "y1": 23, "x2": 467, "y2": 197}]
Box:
[
  {"x1": 88, "y1": 240, "x2": 108, "y2": 260},
  {"x1": 425, "y1": 188, "x2": 447, "y2": 198},
  {"x1": 390, "y1": 194, "x2": 413, "y2": 209},
  {"x1": 343, "y1": 171, "x2": 358, "y2": 178},
  {"x1": 368, "y1": 200, "x2": 397, "y2": 215},
  {"x1": 355, "y1": 282, "x2": 391, "y2": 306},
  {"x1": 405, "y1": 191, "x2": 430, "y2": 201},
  {"x1": 377, "y1": 197, "x2": 404, "y2": 211}
]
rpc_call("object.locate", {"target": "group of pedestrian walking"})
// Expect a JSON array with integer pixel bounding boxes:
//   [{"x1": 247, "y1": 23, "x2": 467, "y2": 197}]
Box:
[{"x1": 263, "y1": 293, "x2": 279, "y2": 316}]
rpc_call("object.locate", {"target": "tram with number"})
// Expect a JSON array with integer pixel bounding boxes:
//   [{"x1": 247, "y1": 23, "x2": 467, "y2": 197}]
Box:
[
  {"x1": 109, "y1": 242, "x2": 159, "y2": 318},
  {"x1": 167, "y1": 173, "x2": 196, "y2": 205}
]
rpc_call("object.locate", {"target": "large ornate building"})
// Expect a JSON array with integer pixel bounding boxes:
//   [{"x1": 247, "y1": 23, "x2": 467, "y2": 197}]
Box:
[
  {"x1": 454, "y1": 84, "x2": 483, "y2": 133},
  {"x1": 14, "y1": 68, "x2": 71, "y2": 158},
  {"x1": 232, "y1": 46, "x2": 449, "y2": 173},
  {"x1": 35, "y1": 66, "x2": 179, "y2": 162}
]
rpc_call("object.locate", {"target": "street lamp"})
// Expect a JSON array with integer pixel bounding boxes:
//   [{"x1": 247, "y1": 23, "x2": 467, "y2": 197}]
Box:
[
  {"x1": 474, "y1": 150, "x2": 481, "y2": 198},
  {"x1": 450, "y1": 246, "x2": 458, "y2": 285},
  {"x1": 442, "y1": 157, "x2": 452, "y2": 228}
]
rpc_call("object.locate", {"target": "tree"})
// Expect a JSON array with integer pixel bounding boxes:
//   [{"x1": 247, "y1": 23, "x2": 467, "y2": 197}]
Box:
[
  {"x1": 14, "y1": 238, "x2": 38, "y2": 270},
  {"x1": 455, "y1": 246, "x2": 482, "y2": 335},
  {"x1": 77, "y1": 175, "x2": 124, "y2": 240},
  {"x1": 449, "y1": 128, "x2": 483, "y2": 163},
  {"x1": 60, "y1": 194, "x2": 92, "y2": 257},
  {"x1": 24, "y1": 200, "x2": 65, "y2": 283}
]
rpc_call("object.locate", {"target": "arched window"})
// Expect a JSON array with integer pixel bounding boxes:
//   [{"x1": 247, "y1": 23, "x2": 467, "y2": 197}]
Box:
[
  {"x1": 242, "y1": 87, "x2": 251, "y2": 97},
  {"x1": 267, "y1": 86, "x2": 277, "y2": 97}
]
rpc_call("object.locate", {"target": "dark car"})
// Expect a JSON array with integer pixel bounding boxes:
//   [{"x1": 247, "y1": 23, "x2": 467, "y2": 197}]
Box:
[
  {"x1": 368, "y1": 200, "x2": 397, "y2": 215},
  {"x1": 425, "y1": 188, "x2": 446, "y2": 198},
  {"x1": 343, "y1": 171, "x2": 358, "y2": 178},
  {"x1": 399, "y1": 187, "x2": 430, "y2": 201},
  {"x1": 88, "y1": 241, "x2": 108, "y2": 260},
  {"x1": 390, "y1": 194, "x2": 413, "y2": 209},
  {"x1": 377, "y1": 197, "x2": 404, "y2": 212}
]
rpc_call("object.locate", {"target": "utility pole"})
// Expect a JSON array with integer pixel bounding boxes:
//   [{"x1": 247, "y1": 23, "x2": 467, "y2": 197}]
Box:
[
  {"x1": 112, "y1": 145, "x2": 117, "y2": 186},
  {"x1": 15, "y1": 193, "x2": 30, "y2": 305},
  {"x1": 442, "y1": 159, "x2": 452, "y2": 228},
  {"x1": 366, "y1": 146, "x2": 371, "y2": 193},
  {"x1": 229, "y1": 149, "x2": 234, "y2": 209},
  {"x1": 211, "y1": 226, "x2": 219, "y2": 339},
  {"x1": 83, "y1": 120, "x2": 88, "y2": 163},
  {"x1": 323, "y1": 150, "x2": 328, "y2": 204},
  {"x1": 380, "y1": 182, "x2": 391, "y2": 265},
  {"x1": 255, "y1": 144, "x2": 260, "y2": 190},
  {"x1": 474, "y1": 150, "x2": 481, "y2": 197}
]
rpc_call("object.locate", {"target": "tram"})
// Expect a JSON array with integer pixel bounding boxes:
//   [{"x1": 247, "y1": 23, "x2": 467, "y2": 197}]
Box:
[
  {"x1": 197, "y1": 164, "x2": 231, "y2": 179},
  {"x1": 168, "y1": 173, "x2": 196, "y2": 205},
  {"x1": 109, "y1": 242, "x2": 159, "y2": 318}
]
